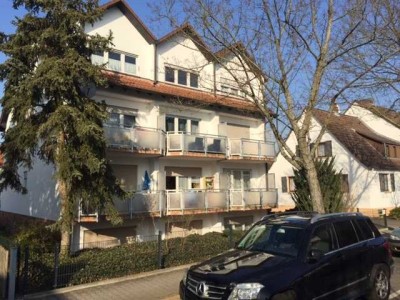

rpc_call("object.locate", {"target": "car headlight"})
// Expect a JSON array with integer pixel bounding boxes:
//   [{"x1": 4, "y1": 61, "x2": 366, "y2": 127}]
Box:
[
  {"x1": 182, "y1": 269, "x2": 188, "y2": 285},
  {"x1": 390, "y1": 234, "x2": 400, "y2": 241},
  {"x1": 228, "y1": 283, "x2": 264, "y2": 300}
]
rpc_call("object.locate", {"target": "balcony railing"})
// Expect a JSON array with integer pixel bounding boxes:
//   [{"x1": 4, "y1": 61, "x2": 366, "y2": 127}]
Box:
[
  {"x1": 77, "y1": 189, "x2": 278, "y2": 220},
  {"x1": 229, "y1": 138, "x2": 275, "y2": 159},
  {"x1": 104, "y1": 125, "x2": 165, "y2": 153},
  {"x1": 166, "y1": 132, "x2": 227, "y2": 156}
]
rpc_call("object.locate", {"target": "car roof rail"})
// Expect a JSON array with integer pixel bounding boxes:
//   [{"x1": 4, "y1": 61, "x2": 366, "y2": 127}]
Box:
[
  {"x1": 310, "y1": 212, "x2": 363, "y2": 224},
  {"x1": 261, "y1": 211, "x2": 318, "y2": 221}
]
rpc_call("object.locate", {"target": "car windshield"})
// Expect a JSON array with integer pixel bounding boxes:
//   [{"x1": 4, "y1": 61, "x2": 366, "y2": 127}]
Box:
[{"x1": 237, "y1": 222, "x2": 305, "y2": 257}]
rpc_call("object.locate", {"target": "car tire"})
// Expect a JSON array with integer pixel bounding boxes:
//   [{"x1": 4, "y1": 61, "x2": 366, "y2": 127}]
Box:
[
  {"x1": 271, "y1": 290, "x2": 297, "y2": 300},
  {"x1": 367, "y1": 264, "x2": 390, "y2": 300}
]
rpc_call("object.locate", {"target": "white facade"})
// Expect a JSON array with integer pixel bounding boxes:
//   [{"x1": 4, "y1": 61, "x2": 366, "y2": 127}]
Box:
[
  {"x1": 269, "y1": 111, "x2": 400, "y2": 213},
  {"x1": 0, "y1": 0, "x2": 277, "y2": 249}
]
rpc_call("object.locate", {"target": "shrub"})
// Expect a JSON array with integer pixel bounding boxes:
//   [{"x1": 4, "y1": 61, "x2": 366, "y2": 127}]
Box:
[{"x1": 389, "y1": 207, "x2": 400, "y2": 220}]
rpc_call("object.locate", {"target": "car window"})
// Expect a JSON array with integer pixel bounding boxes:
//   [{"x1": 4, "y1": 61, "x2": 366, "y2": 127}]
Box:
[
  {"x1": 308, "y1": 224, "x2": 334, "y2": 254},
  {"x1": 237, "y1": 223, "x2": 305, "y2": 257},
  {"x1": 333, "y1": 220, "x2": 358, "y2": 248},
  {"x1": 365, "y1": 218, "x2": 381, "y2": 237},
  {"x1": 353, "y1": 219, "x2": 374, "y2": 240}
]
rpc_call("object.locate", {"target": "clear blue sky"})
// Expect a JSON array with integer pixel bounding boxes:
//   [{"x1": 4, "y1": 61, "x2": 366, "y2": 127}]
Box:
[{"x1": 0, "y1": 0, "x2": 160, "y2": 102}]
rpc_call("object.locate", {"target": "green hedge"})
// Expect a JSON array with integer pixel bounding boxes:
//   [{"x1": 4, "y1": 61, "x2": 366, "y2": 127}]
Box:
[
  {"x1": 389, "y1": 207, "x2": 400, "y2": 220},
  {"x1": 24, "y1": 230, "x2": 245, "y2": 293}
]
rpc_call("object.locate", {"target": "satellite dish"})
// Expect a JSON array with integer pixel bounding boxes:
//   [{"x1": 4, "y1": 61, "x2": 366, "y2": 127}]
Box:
[{"x1": 79, "y1": 81, "x2": 97, "y2": 98}]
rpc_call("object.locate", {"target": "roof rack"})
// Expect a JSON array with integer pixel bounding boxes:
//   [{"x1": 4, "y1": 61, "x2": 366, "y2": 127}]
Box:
[
  {"x1": 310, "y1": 212, "x2": 363, "y2": 224},
  {"x1": 261, "y1": 211, "x2": 318, "y2": 221}
]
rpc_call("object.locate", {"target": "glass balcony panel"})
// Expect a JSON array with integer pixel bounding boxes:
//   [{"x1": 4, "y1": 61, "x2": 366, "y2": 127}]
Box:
[
  {"x1": 168, "y1": 134, "x2": 182, "y2": 150},
  {"x1": 132, "y1": 192, "x2": 160, "y2": 212},
  {"x1": 206, "y1": 191, "x2": 227, "y2": 209},
  {"x1": 135, "y1": 128, "x2": 164, "y2": 150},
  {"x1": 230, "y1": 140, "x2": 241, "y2": 155},
  {"x1": 187, "y1": 136, "x2": 205, "y2": 152},
  {"x1": 114, "y1": 198, "x2": 130, "y2": 214},
  {"x1": 206, "y1": 137, "x2": 225, "y2": 153},
  {"x1": 230, "y1": 191, "x2": 243, "y2": 206},
  {"x1": 242, "y1": 140, "x2": 259, "y2": 156},
  {"x1": 182, "y1": 191, "x2": 205, "y2": 209},
  {"x1": 244, "y1": 191, "x2": 261, "y2": 206},
  {"x1": 168, "y1": 192, "x2": 182, "y2": 209},
  {"x1": 104, "y1": 127, "x2": 133, "y2": 149},
  {"x1": 261, "y1": 190, "x2": 278, "y2": 207}
]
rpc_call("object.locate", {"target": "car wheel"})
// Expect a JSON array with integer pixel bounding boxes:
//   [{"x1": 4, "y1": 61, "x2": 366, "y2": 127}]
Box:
[{"x1": 368, "y1": 264, "x2": 390, "y2": 300}]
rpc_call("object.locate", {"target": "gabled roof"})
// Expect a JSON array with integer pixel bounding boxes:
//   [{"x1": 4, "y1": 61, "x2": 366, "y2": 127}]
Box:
[
  {"x1": 157, "y1": 23, "x2": 215, "y2": 61},
  {"x1": 101, "y1": 0, "x2": 156, "y2": 44},
  {"x1": 215, "y1": 42, "x2": 263, "y2": 79},
  {"x1": 353, "y1": 99, "x2": 400, "y2": 129},
  {"x1": 103, "y1": 70, "x2": 261, "y2": 116},
  {"x1": 313, "y1": 109, "x2": 400, "y2": 171}
]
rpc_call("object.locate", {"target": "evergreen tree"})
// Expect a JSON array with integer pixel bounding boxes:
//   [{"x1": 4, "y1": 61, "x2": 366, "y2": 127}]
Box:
[
  {"x1": 291, "y1": 157, "x2": 345, "y2": 213},
  {"x1": 0, "y1": 0, "x2": 126, "y2": 249}
]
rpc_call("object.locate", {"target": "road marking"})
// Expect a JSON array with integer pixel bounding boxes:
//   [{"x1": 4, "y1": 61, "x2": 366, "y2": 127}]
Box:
[{"x1": 390, "y1": 289, "x2": 400, "y2": 299}]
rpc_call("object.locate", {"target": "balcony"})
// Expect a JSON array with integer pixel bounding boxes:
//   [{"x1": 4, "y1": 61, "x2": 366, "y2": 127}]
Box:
[
  {"x1": 104, "y1": 126, "x2": 165, "y2": 156},
  {"x1": 166, "y1": 132, "x2": 227, "y2": 159},
  {"x1": 77, "y1": 189, "x2": 278, "y2": 221},
  {"x1": 228, "y1": 138, "x2": 275, "y2": 161}
]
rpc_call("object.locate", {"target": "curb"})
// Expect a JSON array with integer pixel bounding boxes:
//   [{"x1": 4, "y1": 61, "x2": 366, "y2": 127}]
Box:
[{"x1": 23, "y1": 263, "x2": 193, "y2": 299}]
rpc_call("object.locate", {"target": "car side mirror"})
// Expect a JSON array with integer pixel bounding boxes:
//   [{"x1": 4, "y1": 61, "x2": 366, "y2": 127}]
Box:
[{"x1": 307, "y1": 249, "x2": 324, "y2": 263}]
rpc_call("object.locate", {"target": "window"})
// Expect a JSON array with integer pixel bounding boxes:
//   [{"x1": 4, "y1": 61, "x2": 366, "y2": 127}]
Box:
[
  {"x1": 164, "y1": 66, "x2": 199, "y2": 88},
  {"x1": 178, "y1": 70, "x2": 187, "y2": 85},
  {"x1": 91, "y1": 51, "x2": 104, "y2": 65},
  {"x1": 108, "y1": 51, "x2": 121, "y2": 72},
  {"x1": 91, "y1": 50, "x2": 137, "y2": 75},
  {"x1": 105, "y1": 109, "x2": 136, "y2": 128},
  {"x1": 334, "y1": 220, "x2": 358, "y2": 247},
  {"x1": 288, "y1": 177, "x2": 296, "y2": 192},
  {"x1": 222, "y1": 169, "x2": 251, "y2": 190},
  {"x1": 310, "y1": 141, "x2": 332, "y2": 157},
  {"x1": 281, "y1": 177, "x2": 288, "y2": 193},
  {"x1": 124, "y1": 55, "x2": 137, "y2": 74},
  {"x1": 165, "y1": 67, "x2": 175, "y2": 83},
  {"x1": 281, "y1": 176, "x2": 295, "y2": 193},
  {"x1": 190, "y1": 73, "x2": 199, "y2": 88},
  {"x1": 379, "y1": 174, "x2": 389, "y2": 192},
  {"x1": 390, "y1": 174, "x2": 395, "y2": 191},
  {"x1": 309, "y1": 224, "x2": 334, "y2": 254},
  {"x1": 341, "y1": 174, "x2": 349, "y2": 193},
  {"x1": 219, "y1": 77, "x2": 245, "y2": 97},
  {"x1": 353, "y1": 219, "x2": 374, "y2": 240},
  {"x1": 165, "y1": 116, "x2": 200, "y2": 133}
]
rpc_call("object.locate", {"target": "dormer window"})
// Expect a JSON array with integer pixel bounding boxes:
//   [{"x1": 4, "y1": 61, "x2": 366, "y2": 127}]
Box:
[
  {"x1": 164, "y1": 66, "x2": 199, "y2": 88},
  {"x1": 91, "y1": 50, "x2": 137, "y2": 75}
]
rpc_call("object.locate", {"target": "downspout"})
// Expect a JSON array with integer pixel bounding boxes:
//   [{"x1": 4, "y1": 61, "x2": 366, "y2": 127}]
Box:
[{"x1": 154, "y1": 43, "x2": 158, "y2": 84}]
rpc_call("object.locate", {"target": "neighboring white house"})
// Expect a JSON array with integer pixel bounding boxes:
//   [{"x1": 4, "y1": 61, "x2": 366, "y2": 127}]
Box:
[
  {"x1": 0, "y1": 0, "x2": 277, "y2": 249},
  {"x1": 269, "y1": 106, "x2": 400, "y2": 214}
]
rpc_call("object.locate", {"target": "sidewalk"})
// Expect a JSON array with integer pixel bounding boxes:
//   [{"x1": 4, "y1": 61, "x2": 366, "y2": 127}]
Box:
[
  {"x1": 372, "y1": 217, "x2": 400, "y2": 232},
  {"x1": 23, "y1": 264, "x2": 190, "y2": 300}
]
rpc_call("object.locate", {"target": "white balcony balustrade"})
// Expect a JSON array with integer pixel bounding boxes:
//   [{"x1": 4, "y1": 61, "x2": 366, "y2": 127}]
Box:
[
  {"x1": 166, "y1": 132, "x2": 227, "y2": 156},
  {"x1": 229, "y1": 138, "x2": 275, "y2": 159},
  {"x1": 104, "y1": 126, "x2": 165, "y2": 153}
]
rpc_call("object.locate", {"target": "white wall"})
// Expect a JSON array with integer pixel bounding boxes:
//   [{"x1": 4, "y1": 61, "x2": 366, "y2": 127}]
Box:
[
  {"x1": 0, "y1": 159, "x2": 60, "y2": 220},
  {"x1": 85, "y1": 7, "x2": 155, "y2": 80},
  {"x1": 157, "y1": 34, "x2": 214, "y2": 91}
]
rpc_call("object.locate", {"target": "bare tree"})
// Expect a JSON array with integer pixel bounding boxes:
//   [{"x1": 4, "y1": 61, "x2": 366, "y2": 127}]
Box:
[{"x1": 153, "y1": 0, "x2": 396, "y2": 213}]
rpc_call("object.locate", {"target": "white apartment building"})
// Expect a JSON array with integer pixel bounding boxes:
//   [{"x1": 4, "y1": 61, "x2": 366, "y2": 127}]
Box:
[
  {"x1": 0, "y1": 0, "x2": 277, "y2": 248},
  {"x1": 269, "y1": 104, "x2": 400, "y2": 214}
]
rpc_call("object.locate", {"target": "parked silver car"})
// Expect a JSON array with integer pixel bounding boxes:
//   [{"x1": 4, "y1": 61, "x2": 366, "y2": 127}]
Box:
[{"x1": 389, "y1": 228, "x2": 400, "y2": 254}]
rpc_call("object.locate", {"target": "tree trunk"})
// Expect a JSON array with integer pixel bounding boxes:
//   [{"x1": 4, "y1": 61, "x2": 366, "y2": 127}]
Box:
[
  {"x1": 59, "y1": 179, "x2": 72, "y2": 255},
  {"x1": 304, "y1": 160, "x2": 325, "y2": 213}
]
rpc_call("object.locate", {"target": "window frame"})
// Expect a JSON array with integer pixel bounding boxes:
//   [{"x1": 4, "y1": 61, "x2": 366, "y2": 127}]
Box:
[
  {"x1": 164, "y1": 65, "x2": 199, "y2": 88},
  {"x1": 379, "y1": 173, "x2": 389, "y2": 192}
]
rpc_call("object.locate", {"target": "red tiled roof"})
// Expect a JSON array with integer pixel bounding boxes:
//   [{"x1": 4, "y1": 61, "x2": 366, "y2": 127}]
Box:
[
  {"x1": 355, "y1": 99, "x2": 400, "y2": 129},
  {"x1": 313, "y1": 109, "x2": 400, "y2": 171},
  {"x1": 103, "y1": 71, "x2": 261, "y2": 116}
]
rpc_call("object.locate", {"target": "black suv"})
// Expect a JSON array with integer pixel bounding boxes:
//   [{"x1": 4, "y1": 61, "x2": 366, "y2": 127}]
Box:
[{"x1": 179, "y1": 212, "x2": 394, "y2": 300}]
